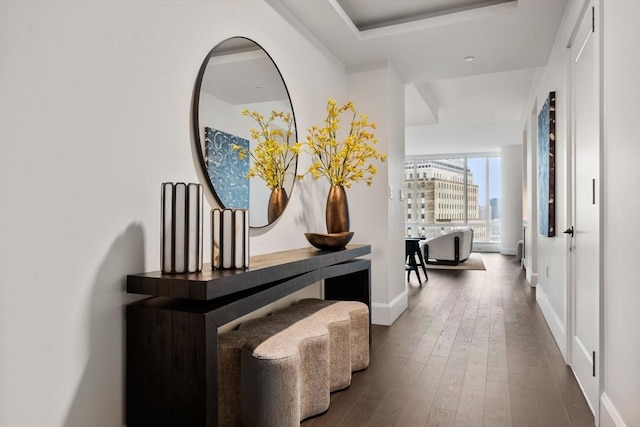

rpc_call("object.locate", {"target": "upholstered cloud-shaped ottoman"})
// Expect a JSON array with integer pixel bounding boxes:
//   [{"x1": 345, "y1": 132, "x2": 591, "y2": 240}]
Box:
[
  {"x1": 217, "y1": 298, "x2": 369, "y2": 426},
  {"x1": 275, "y1": 299, "x2": 370, "y2": 385},
  {"x1": 218, "y1": 315, "x2": 330, "y2": 427}
]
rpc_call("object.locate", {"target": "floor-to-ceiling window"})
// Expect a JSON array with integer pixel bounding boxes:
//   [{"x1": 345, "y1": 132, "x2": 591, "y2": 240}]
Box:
[{"x1": 404, "y1": 154, "x2": 501, "y2": 247}]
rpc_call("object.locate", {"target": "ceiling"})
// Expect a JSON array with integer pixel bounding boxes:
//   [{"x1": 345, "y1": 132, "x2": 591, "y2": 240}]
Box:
[{"x1": 267, "y1": 0, "x2": 569, "y2": 154}]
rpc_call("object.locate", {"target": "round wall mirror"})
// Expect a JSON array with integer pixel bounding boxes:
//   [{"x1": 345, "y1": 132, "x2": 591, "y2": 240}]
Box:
[{"x1": 192, "y1": 37, "x2": 297, "y2": 228}]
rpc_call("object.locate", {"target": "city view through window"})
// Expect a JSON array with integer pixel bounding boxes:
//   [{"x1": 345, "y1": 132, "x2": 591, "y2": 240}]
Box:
[{"x1": 404, "y1": 156, "x2": 501, "y2": 243}]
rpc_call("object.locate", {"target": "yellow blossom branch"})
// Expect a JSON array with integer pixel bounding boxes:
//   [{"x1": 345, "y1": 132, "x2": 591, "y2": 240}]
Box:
[
  {"x1": 232, "y1": 109, "x2": 299, "y2": 190},
  {"x1": 298, "y1": 99, "x2": 386, "y2": 187}
]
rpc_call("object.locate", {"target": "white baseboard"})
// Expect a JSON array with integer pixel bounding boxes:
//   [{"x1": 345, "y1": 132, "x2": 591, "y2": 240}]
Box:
[
  {"x1": 526, "y1": 270, "x2": 538, "y2": 287},
  {"x1": 473, "y1": 242, "x2": 500, "y2": 252},
  {"x1": 500, "y1": 247, "x2": 516, "y2": 255},
  {"x1": 535, "y1": 284, "x2": 567, "y2": 360},
  {"x1": 371, "y1": 289, "x2": 408, "y2": 326},
  {"x1": 600, "y1": 392, "x2": 628, "y2": 427}
]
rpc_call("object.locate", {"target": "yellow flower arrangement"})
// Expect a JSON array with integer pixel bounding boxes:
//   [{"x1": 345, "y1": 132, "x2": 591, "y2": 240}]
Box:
[
  {"x1": 233, "y1": 109, "x2": 301, "y2": 190},
  {"x1": 300, "y1": 98, "x2": 386, "y2": 187}
]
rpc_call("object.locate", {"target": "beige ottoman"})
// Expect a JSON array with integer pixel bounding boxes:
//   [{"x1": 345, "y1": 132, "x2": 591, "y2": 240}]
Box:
[
  {"x1": 218, "y1": 315, "x2": 330, "y2": 427},
  {"x1": 276, "y1": 299, "x2": 370, "y2": 386}
]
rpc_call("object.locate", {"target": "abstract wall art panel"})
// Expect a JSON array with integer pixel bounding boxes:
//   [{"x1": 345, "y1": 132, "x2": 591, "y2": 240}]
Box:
[
  {"x1": 205, "y1": 127, "x2": 250, "y2": 209},
  {"x1": 537, "y1": 92, "x2": 556, "y2": 237}
]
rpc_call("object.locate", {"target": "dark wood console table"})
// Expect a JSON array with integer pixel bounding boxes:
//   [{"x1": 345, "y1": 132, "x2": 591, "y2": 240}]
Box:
[{"x1": 126, "y1": 245, "x2": 371, "y2": 427}]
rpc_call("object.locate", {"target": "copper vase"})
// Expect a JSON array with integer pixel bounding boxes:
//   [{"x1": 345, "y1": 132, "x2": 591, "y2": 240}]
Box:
[
  {"x1": 326, "y1": 185, "x2": 349, "y2": 233},
  {"x1": 268, "y1": 187, "x2": 288, "y2": 223}
]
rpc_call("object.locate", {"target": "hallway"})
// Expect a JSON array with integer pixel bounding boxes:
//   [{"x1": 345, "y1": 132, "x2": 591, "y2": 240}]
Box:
[{"x1": 302, "y1": 254, "x2": 594, "y2": 426}]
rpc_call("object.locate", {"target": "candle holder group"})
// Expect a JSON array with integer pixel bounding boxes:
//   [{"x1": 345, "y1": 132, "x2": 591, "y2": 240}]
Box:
[{"x1": 161, "y1": 182, "x2": 249, "y2": 274}]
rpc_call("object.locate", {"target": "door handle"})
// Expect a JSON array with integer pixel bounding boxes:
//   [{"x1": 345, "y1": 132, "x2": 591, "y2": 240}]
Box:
[{"x1": 563, "y1": 226, "x2": 574, "y2": 237}]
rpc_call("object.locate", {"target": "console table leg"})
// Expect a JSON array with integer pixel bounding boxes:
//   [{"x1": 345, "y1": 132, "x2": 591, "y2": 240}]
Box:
[
  {"x1": 324, "y1": 263, "x2": 372, "y2": 343},
  {"x1": 127, "y1": 300, "x2": 219, "y2": 427}
]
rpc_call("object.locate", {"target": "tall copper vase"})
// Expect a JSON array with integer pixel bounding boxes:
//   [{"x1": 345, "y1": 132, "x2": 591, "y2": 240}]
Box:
[
  {"x1": 326, "y1": 185, "x2": 349, "y2": 233},
  {"x1": 268, "y1": 187, "x2": 288, "y2": 223}
]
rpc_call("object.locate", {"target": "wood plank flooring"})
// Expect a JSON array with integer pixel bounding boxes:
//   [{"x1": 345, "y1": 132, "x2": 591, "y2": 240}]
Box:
[{"x1": 302, "y1": 254, "x2": 594, "y2": 427}]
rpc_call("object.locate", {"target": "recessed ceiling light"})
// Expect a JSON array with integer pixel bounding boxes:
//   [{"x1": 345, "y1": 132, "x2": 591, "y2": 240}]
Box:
[{"x1": 463, "y1": 56, "x2": 475, "y2": 62}]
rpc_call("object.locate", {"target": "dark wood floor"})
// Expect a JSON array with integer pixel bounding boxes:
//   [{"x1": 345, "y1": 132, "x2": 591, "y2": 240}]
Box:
[{"x1": 302, "y1": 254, "x2": 594, "y2": 427}]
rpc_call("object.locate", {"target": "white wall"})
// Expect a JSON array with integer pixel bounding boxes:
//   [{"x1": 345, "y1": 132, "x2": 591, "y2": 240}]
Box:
[
  {"x1": 500, "y1": 145, "x2": 523, "y2": 255},
  {"x1": 386, "y1": 66, "x2": 408, "y2": 324},
  {"x1": 522, "y1": 0, "x2": 579, "y2": 359},
  {"x1": 347, "y1": 64, "x2": 407, "y2": 325},
  {"x1": 524, "y1": 106, "x2": 539, "y2": 286},
  {"x1": 0, "y1": 1, "x2": 348, "y2": 426},
  {"x1": 600, "y1": 1, "x2": 640, "y2": 426},
  {"x1": 522, "y1": 1, "x2": 640, "y2": 425}
]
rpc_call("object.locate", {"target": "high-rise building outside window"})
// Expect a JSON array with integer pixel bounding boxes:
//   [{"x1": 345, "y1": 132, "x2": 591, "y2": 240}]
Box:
[{"x1": 404, "y1": 155, "x2": 501, "y2": 243}]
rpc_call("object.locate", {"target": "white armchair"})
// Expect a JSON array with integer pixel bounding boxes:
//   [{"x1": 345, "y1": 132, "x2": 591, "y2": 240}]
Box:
[{"x1": 419, "y1": 228, "x2": 474, "y2": 265}]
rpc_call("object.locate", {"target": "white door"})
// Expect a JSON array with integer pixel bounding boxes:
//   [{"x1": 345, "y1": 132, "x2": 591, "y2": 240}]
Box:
[{"x1": 568, "y1": 1, "x2": 600, "y2": 418}]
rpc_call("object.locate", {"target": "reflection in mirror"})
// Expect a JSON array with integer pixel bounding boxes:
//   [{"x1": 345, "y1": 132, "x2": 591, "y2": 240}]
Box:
[{"x1": 193, "y1": 37, "x2": 297, "y2": 228}]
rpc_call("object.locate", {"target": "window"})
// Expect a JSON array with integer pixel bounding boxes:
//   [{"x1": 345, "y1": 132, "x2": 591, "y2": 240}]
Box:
[{"x1": 404, "y1": 156, "x2": 501, "y2": 243}]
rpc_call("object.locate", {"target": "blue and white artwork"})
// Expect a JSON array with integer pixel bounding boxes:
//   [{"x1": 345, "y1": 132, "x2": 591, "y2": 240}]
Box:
[
  {"x1": 537, "y1": 92, "x2": 556, "y2": 237},
  {"x1": 205, "y1": 127, "x2": 249, "y2": 209}
]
